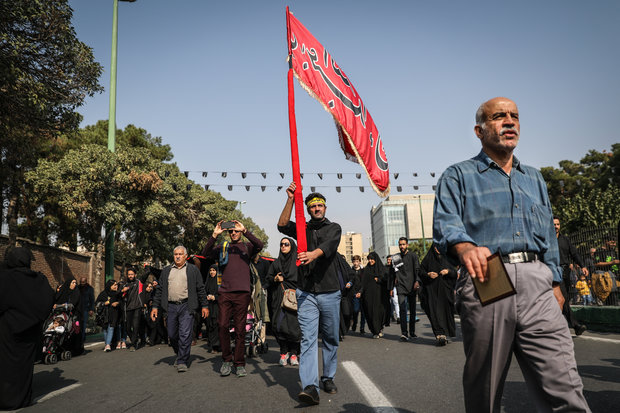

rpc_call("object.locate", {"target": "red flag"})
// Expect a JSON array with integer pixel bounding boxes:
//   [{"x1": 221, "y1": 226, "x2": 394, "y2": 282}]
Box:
[{"x1": 286, "y1": 9, "x2": 390, "y2": 196}]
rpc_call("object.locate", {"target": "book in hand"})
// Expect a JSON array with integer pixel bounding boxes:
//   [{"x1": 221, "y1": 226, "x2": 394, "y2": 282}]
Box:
[{"x1": 472, "y1": 252, "x2": 516, "y2": 306}]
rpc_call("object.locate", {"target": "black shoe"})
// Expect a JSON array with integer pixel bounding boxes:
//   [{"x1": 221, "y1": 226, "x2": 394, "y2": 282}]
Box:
[
  {"x1": 575, "y1": 324, "x2": 587, "y2": 336},
  {"x1": 322, "y1": 379, "x2": 338, "y2": 394},
  {"x1": 410, "y1": 333, "x2": 418, "y2": 338},
  {"x1": 298, "y1": 385, "x2": 320, "y2": 405},
  {"x1": 359, "y1": 328, "x2": 365, "y2": 335}
]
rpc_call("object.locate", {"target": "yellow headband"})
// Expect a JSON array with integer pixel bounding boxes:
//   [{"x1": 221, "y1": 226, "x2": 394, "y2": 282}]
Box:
[{"x1": 306, "y1": 197, "x2": 326, "y2": 207}]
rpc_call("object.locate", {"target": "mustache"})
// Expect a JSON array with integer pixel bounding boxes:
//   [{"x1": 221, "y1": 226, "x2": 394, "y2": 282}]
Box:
[{"x1": 500, "y1": 127, "x2": 519, "y2": 137}]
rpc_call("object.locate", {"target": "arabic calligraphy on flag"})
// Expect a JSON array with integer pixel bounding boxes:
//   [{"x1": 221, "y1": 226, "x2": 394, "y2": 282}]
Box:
[{"x1": 287, "y1": 11, "x2": 390, "y2": 196}]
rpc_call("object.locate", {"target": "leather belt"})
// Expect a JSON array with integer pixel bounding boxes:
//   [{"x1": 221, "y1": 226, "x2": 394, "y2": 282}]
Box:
[
  {"x1": 168, "y1": 298, "x2": 188, "y2": 305},
  {"x1": 501, "y1": 252, "x2": 539, "y2": 264}
]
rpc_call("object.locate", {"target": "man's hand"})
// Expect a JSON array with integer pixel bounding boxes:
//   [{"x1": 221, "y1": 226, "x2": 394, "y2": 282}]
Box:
[
  {"x1": 202, "y1": 308, "x2": 210, "y2": 319},
  {"x1": 298, "y1": 249, "x2": 323, "y2": 266},
  {"x1": 553, "y1": 284, "x2": 565, "y2": 308},
  {"x1": 453, "y1": 243, "x2": 492, "y2": 282},
  {"x1": 150, "y1": 308, "x2": 158, "y2": 321},
  {"x1": 212, "y1": 220, "x2": 224, "y2": 238},
  {"x1": 582, "y1": 267, "x2": 589, "y2": 277},
  {"x1": 232, "y1": 220, "x2": 246, "y2": 234},
  {"x1": 413, "y1": 281, "x2": 420, "y2": 290},
  {"x1": 286, "y1": 182, "x2": 296, "y2": 200},
  {"x1": 122, "y1": 286, "x2": 130, "y2": 293}
]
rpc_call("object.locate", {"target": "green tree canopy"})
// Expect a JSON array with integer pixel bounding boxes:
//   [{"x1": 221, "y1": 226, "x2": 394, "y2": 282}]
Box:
[
  {"x1": 541, "y1": 144, "x2": 620, "y2": 233},
  {"x1": 1, "y1": 0, "x2": 103, "y2": 242}
]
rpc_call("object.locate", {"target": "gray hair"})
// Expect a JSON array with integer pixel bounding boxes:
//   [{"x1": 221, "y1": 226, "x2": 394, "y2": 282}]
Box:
[
  {"x1": 475, "y1": 104, "x2": 486, "y2": 127},
  {"x1": 173, "y1": 245, "x2": 188, "y2": 255}
]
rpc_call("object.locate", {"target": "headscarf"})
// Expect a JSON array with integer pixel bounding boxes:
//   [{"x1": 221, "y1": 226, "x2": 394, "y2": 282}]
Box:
[
  {"x1": 208, "y1": 264, "x2": 218, "y2": 276},
  {"x1": 104, "y1": 279, "x2": 117, "y2": 296},
  {"x1": 5, "y1": 247, "x2": 33, "y2": 269},
  {"x1": 363, "y1": 251, "x2": 386, "y2": 278},
  {"x1": 54, "y1": 276, "x2": 79, "y2": 305},
  {"x1": 277, "y1": 237, "x2": 297, "y2": 277}
]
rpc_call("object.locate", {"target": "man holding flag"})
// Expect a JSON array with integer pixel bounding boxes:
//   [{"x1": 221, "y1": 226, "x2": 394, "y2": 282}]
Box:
[{"x1": 278, "y1": 182, "x2": 342, "y2": 406}]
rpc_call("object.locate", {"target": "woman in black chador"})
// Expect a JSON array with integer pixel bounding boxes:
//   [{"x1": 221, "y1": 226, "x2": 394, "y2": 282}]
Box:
[
  {"x1": 420, "y1": 244, "x2": 458, "y2": 346},
  {"x1": 360, "y1": 252, "x2": 386, "y2": 338},
  {"x1": 204, "y1": 264, "x2": 221, "y2": 352},
  {"x1": 266, "y1": 237, "x2": 301, "y2": 366},
  {"x1": 0, "y1": 247, "x2": 54, "y2": 410}
]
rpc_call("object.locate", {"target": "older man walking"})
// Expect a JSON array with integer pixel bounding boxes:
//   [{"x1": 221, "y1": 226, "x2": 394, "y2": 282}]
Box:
[
  {"x1": 433, "y1": 97, "x2": 590, "y2": 412},
  {"x1": 151, "y1": 246, "x2": 208, "y2": 373}
]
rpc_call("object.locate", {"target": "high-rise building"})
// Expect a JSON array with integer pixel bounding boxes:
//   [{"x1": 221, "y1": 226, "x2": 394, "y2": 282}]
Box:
[
  {"x1": 370, "y1": 194, "x2": 435, "y2": 260},
  {"x1": 337, "y1": 232, "x2": 366, "y2": 265}
]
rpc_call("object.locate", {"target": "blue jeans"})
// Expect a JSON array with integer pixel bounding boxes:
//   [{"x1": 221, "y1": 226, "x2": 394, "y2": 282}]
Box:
[
  {"x1": 103, "y1": 325, "x2": 115, "y2": 345},
  {"x1": 167, "y1": 302, "x2": 194, "y2": 366},
  {"x1": 296, "y1": 290, "x2": 341, "y2": 391}
]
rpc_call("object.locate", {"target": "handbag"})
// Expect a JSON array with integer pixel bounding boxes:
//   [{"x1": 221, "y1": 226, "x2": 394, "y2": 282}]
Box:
[{"x1": 281, "y1": 284, "x2": 297, "y2": 312}]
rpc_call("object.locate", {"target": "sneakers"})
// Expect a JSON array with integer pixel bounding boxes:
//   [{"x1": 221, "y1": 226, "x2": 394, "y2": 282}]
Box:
[
  {"x1": 104, "y1": 345, "x2": 111, "y2": 352},
  {"x1": 372, "y1": 334, "x2": 380, "y2": 339},
  {"x1": 400, "y1": 334, "x2": 408, "y2": 342},
  {"x1": 290, "y1": 354, "x2": 299, "y2": 366},
  {"x1": 298, "y1": 385, "x2": 320, "y2": 405},
  {"x1": 279, "y1": 353, "x2": 290, "y2": 366},
  {"x1": 176, "y1": 364, "x2": 188, "y2": 373},
  {"x1": 575, "y1": 324, "x2": 587, "y2": 336},
  {"x1": 236, "y1": 366, "x2": 247, "y2": 377},
  {"x1": 220, "y1": 361, "x2": 233, "y2": 376},
  {"x1": 322, "y1": 379, "x2": 338, "y2": 394},
  {"x1": 436, "y1": 335, "x2": 447, "y2": 346}
]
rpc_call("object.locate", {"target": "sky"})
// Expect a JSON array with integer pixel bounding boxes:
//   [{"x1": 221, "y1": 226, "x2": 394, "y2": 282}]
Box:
[{"x1": 68, "y1": 0, "x2": 620, "y2": 256}]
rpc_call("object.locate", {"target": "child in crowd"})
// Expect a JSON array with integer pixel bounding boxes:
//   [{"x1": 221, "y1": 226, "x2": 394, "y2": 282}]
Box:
[
  {"x1": 46, "y1": 317, "x2": 66, "y2": 334},
  {"x1": 575, "y1": 274, "x2": 593, "y2": 306}
]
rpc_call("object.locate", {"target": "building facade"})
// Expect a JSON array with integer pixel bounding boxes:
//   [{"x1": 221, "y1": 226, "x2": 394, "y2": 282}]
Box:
[
  {"x1": 370, "y1": 194, "x2": 435, "y2": 260},
  {"x1": 337, "y1": 232, "x2": 367, "y2": 265}
]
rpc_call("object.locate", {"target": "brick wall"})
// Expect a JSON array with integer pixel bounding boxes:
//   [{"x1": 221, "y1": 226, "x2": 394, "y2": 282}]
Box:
[{"x1": 0, "y1": 235, "x2": 124, "y2": 297}]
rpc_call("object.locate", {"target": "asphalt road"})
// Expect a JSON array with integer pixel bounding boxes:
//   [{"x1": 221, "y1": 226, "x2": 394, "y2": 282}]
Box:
[{"x1": 14, "y1": 312, "x2": 620, "y2": 413}]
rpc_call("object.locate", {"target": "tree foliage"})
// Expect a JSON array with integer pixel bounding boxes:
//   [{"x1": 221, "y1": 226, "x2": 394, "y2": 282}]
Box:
[
  {"x1": 541, "y1": 144, "x2": 620, "y2": 233},
  {"x1": 25, "y1": 142, "x2": 268, "y2": 264},
  {"x1": 0, "y1": 0, "x2": 103, "y2": 241}
]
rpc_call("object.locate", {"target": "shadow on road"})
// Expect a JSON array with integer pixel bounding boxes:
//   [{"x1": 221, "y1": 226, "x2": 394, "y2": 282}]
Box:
[{"x1": 32, "y1": 367, "x2": 79, "y2": 399}]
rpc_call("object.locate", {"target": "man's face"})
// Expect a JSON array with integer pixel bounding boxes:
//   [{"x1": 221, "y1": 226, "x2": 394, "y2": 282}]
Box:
[
  {"x1": 399, "y1": 240, "x2": 408, "y2": 254},
  {"x1": 127, "y1": 270, "x2": 136, "y2": 281},
  {"x1": 475, "y1": 98, "x2": 520, "y2": 157},
  {"x1": 79, "y1": 277, "x2": 87, "y2": 286},
  {"x1": 307, "y1": 203, "x2": 326, "y2": 220},
  {"x1": 173, "y1": 248, "x2": 187, "y2": 267},
  {"x1": 228, "y1": 229, "x2": 242, "y2": 242},
  {"x1": 352, "y1": 259, "x2": 360, "y2": 270},
  {"x1": 553, "y1": 219, "x2": 561, "y2": 235},
  {"x1": 386, "y1": 256, "x2": 392, "y2": 265}
]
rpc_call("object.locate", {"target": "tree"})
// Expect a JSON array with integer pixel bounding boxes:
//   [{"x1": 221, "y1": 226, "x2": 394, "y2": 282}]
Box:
[
  {"x1": 541, "y1": 144, "x2": 620, "y2": 233},
  {"x1": 0, "y1": 0, "x2": 103, "y2": 244},
  {"x1": 407, "y1": 239, "x2": 433, "y2": 259}
]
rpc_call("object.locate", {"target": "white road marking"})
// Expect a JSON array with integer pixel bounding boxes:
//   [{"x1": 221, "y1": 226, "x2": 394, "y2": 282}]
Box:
[
  {"x1": 33, "y1": 383, "x2": 82, "y2": 404},
  {"x1": 342, "y1": 360, "x2": 397, "y2": 413},
  {"x1": 576, "y1": 335, "x2": 620, "y2": 344},
  {"x1": 84, "y1": 341, "x2": 104, "y2": 349}
]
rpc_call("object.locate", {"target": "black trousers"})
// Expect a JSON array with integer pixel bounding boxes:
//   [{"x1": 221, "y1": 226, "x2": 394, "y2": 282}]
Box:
[
  {"x1": 126, "y1": 308, "x2": 143, "y2": 347},
  {"x1": 398, "y1": 291, "x2": 417, "y2": 336}
]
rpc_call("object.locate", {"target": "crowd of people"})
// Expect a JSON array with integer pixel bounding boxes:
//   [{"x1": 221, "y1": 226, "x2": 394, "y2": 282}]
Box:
[{"x1": 2, "y1": 97, "x2": 607, "y2": 412}]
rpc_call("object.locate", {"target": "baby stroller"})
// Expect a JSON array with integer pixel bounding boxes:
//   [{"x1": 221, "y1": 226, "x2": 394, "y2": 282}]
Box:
[
  {"x1": 41, "y1": 304, "x2": 80, "y2": 364},
  {"x1": 229, "y1": 310, "x2": 268, "y2": 358}
]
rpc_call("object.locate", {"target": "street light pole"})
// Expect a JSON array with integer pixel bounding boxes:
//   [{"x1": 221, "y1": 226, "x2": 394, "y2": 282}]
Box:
[
  {"x1": 418, "y1": 195, "x2": 427, "y2": 255},
  {"x1": 105, "y1": 0, "x2": 135, "y2": 282}
]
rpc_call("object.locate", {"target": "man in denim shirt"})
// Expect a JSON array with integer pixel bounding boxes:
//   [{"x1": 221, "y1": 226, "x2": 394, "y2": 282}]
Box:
[{"x1": 433, "y1": 97, "x2": 590, "y2": 413}]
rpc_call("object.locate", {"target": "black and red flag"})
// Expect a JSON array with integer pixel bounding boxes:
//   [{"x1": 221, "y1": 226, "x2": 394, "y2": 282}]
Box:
[{"x1": 285, "y1": 7, "x2": 390, "y2": 254}]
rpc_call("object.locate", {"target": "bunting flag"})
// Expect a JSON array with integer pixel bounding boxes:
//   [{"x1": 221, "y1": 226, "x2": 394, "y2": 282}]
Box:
[{"x1": 287, "y1": 8, "x2": 390, "y2": 197}]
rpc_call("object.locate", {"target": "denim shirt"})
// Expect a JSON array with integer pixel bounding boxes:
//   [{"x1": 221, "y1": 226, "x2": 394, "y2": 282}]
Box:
[{"x1": 433, "y1": 150, "x2": 562, "y2": 282}]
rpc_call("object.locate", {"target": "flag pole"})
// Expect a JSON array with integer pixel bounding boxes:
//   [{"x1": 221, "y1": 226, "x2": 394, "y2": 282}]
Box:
[{"x1": 286, "y1": 6, "x2": 308, "y2": 257}]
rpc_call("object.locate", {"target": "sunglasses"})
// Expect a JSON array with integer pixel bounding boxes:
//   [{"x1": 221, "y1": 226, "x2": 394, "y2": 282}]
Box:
[
  {"x1": 228, "y1": 229, "x2": 241, "y2": 233},
  {"x1": 280, "y1": 242, "x2": 290, "y2": 247}
]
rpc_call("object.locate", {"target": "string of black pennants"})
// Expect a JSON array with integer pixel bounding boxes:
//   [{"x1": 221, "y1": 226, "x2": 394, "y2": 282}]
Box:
[{"x1": 178, "y1": 170, "x2": 437, "y2": 193}]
